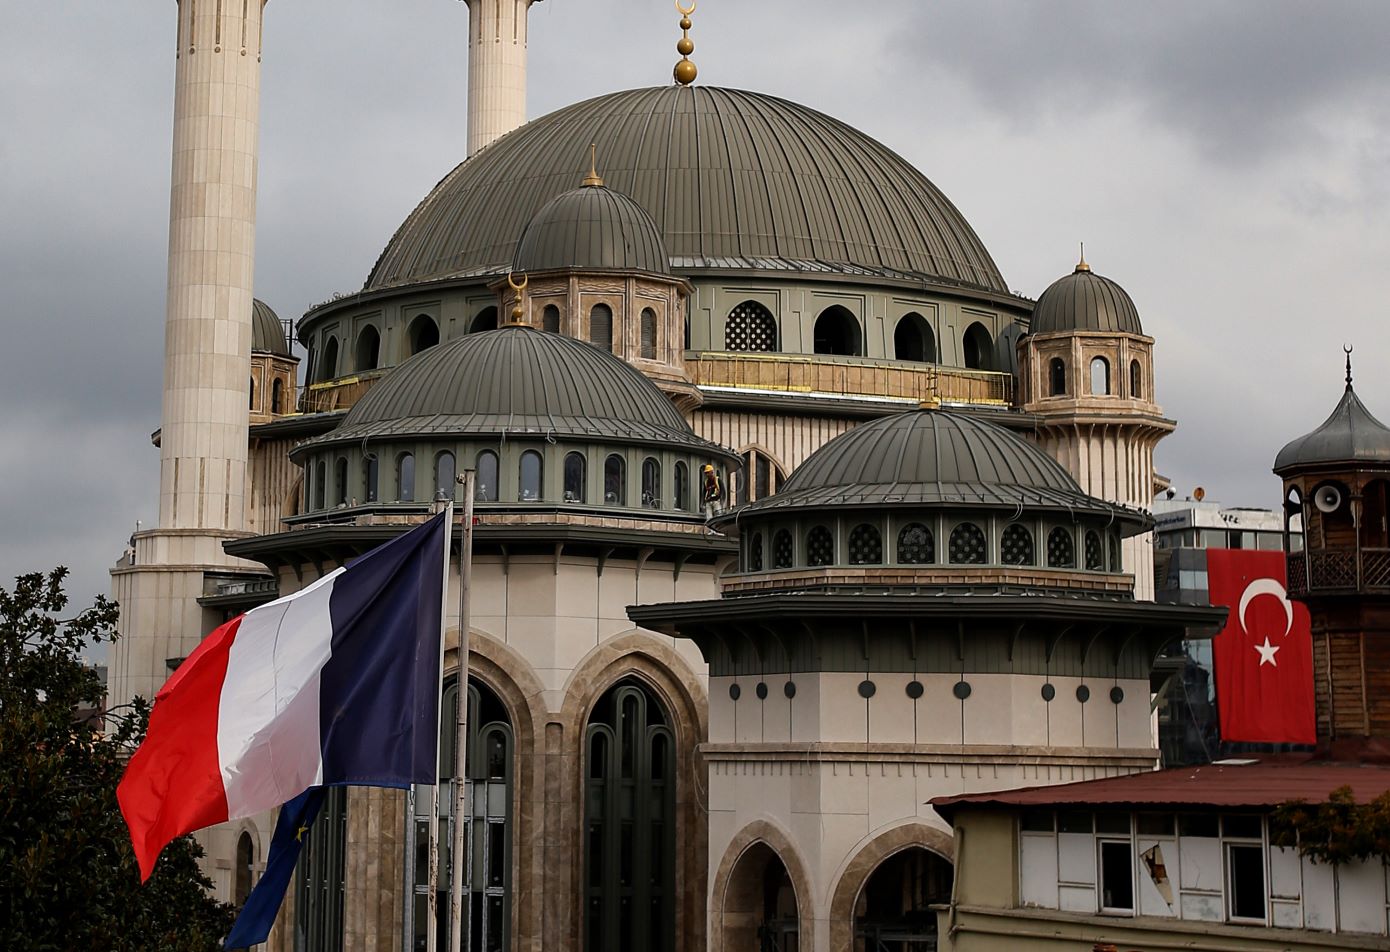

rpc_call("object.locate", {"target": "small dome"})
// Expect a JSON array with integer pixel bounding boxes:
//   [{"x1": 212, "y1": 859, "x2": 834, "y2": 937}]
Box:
[
  {"x1": 1032, "y1": 263, "x2": 1143, "y2": 335},
  {"x1": 252, "y1": 299, "x2": 290, "y2": 356},
  {"x1": 299, "y1": 326, "x2": 730, "y2": 456},
  {"x1": 733, "y1": 408, "x2": 1144, "y2": 527},
  {"x1": 1274, "y1": 385, "x2": 1390, "y2": 473},
  {"x1": 512, "y1": 184, "x2": 670, "y2": 275}
]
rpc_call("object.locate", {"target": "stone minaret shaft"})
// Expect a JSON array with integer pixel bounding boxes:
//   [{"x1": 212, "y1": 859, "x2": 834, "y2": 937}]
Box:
[
  {"x1": 465, "y1": 0, "x2": 538, "y2": 155},
  {"x1": 161, "y1": 0, "x2": 264, "y2": 531}
]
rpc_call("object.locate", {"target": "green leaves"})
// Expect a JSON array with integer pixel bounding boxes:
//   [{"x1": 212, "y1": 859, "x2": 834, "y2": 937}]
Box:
[
  {"x1": 1271, "y1": 785, "x2": 1390, "y2": 866},
  {"x1": 0, "y1": 568, "x2": 234, "y2": 951}
]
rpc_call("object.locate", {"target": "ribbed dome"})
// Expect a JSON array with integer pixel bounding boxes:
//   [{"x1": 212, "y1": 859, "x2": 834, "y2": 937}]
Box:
[
  {"x1": 252, "y1": 298, "x2": 289, "y2": 356},
  {"x1": 298, "y1": 326, "x2": 732, "y2": 455},
  {"x1": 1274, "y1": 385, "x2": 1390, "y2": 473},
  {"x1": 736, "y1": 409, "x2": 1144, "y2": 525},
  {"x1": 1032, "y1": 265, "x2": 1143, "y2": 335},
  {"x1": 367, "y1": 85, "x2": 1007, "y2": 293},
  {"x1": 513, "y1": 184, "x2": 670, "y2": 274}
]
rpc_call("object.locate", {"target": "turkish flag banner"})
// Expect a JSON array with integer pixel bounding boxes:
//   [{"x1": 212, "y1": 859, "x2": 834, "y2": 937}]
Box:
[{"x1": 1207, "y1": 549, "x2": 1316, "y2": 744}]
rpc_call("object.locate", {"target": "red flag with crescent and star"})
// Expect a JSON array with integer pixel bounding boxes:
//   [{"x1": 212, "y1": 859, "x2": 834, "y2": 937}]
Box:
[{"x1": 1207, "y1": 548, "x2": 1316, "y2": 744}]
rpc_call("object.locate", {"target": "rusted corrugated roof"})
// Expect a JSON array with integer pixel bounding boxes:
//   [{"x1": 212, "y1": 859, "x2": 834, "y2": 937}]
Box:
[
  {"x1": 930, "y1": 757, "x2": 1390, "y2": 820},
  {"x1": 367, "y1": 86, "x2": 1008, "y2": 294}
]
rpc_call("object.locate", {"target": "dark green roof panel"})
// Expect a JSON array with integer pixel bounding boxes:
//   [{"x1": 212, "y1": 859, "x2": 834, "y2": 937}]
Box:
[
  {"x1": 368, "y1": 86, "x2": 1008, "y2": 293},
  {"x1": 513, "y1": 185, "x2": 670, "y2": 274},
  {"x1": 1032, "y1": 267, "x2": 1143, "y2": 335},
  {"x1": 301, "y1": 326, "x2": 733, "y2": 455},
  {"x1": 252, "y1": 298, "x2": 290, "y2": 356},
  {"x1": 1274, "y1": 385, "x2": 1390, "y2": 472}
]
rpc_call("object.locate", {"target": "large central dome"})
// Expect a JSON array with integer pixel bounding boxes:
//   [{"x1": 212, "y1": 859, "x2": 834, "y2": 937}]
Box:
[{"x1": 367, "y1": 86, "x2": 1008, "y2": 294}]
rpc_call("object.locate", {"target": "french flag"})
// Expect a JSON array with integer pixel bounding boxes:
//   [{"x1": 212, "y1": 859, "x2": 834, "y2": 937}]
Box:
[{"x1": 118, "y1": 511, "x2": 450, "y2": 882}]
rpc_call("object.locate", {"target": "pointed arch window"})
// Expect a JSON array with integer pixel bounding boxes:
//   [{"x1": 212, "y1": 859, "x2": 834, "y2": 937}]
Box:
[
  {"x1": 962, "y1": 323, "x2": 993, "y2": 370},
  {"x1": 589, "y1": 304, "x2": 613, "y2": 352},
  {"x1": 737, "y1": 449, "x2": 785, "y2": 505},
  {"x1": 584, "y1": 681, "x2": 676, "y2": 952},
  {"x1": 476, "y1": 450, "x2": 499, "y2": 502},
  {"x1": 564, "y1": 452, "x2": 587, "y2": 503},
  {"x1": 235, "y1": 832, "x2": 255, "y2": 907},
  {"x1": 604, "y1": 454, "x2": 626, "y2": 505},
  {"x1": 319, "y1": 336, "x2": 339, "y2": 382},
  {"x1": 519, "y1": 450, "x2": 543, "y2": 501},
  {"x1": 813, "y1": 306, "x2": 861, "y2": 356},
  {"x1": 725, "y1": 300, "x2": 778, "y2": 352},
  {"x1": 408, "y1": 316, "x2": 439, "y2": 355},
  {"x1": 673, "y1": 461, "x2": 689, "y2": 511},
  {"x1": 355, "y1": 325, "x2": 380, "y2": 371},
  {"x1": 433, "y1": 452, "x2": 456, "y2": 501},
  {"x1": 1049, "y1": 357, "x2": 1067, "y2": 396},
  {"x1": 470, "y1": 307, "x2": 498, "y2": 334},
  {"x1": 640, "y1": 308, "x2": 658, "y2": 359},
  {"x1": 893, "y1": 312, "x2": 936, "y2": 362},
  {"x1": 396, "y1": 453, "x2": 415, "y2": 503},
  {"x1": 641, "y1": 457, "x2": 661, "y2": 508}
]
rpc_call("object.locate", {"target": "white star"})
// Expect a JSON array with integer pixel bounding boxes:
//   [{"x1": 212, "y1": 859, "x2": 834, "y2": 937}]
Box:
[{"x1": 1254, "y1": 638, "x2": 1280, "y2": 667}]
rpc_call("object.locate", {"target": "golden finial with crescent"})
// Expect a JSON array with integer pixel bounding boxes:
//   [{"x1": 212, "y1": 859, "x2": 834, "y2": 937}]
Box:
[
  {"x1": 508, "y1": 272, "x2": 528, "y2": 324},
  {"x1": 674, "y1": 1, "x2": 697, "y2": 86}
]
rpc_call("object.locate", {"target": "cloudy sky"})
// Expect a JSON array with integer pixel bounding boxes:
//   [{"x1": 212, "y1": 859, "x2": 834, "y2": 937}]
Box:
[{"x1": 4, "y1": 0, "x2": 1390, "y2": 626}]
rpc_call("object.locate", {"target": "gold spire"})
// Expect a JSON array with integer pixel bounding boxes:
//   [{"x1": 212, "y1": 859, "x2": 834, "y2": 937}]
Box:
[
  {"x1": 673, "y1": 1, "x2": 697, "y2": 86},
  {"x1": 1075, "y1": 242, "x2": 1091, "y2": 273},
  {"x1": 581, "y1": 143, "x2": 604, "y2": 187},
  {"x1": 507, "y1": 272, "x2": 528, "y2": 325}
]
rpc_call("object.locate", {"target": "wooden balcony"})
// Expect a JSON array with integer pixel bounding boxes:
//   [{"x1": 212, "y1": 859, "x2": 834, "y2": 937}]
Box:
[
  {"x1": 299, "y1": 370, "x2": 386, "y2": 415},
  {"x1": 1287, "y1": 547, "x2": 1390, "y2": 597},
  {"x1": 686, "y1": 351, "x2": 1012, "y2": 407}
]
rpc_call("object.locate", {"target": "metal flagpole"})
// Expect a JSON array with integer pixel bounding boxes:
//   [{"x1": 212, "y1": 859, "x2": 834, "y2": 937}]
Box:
[
  {"x1": 448, "y1": 471, "x2": 475, "y2": 952},
  {"x1": 426, "y1": 499, "x2": 455, "y2": 952}
]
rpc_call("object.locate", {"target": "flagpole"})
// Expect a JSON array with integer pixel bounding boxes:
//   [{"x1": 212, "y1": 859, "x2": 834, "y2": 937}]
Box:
[
  {"x1": 448, "y1": 470, "x2": 475, "y2": 952},
  {"x1": 426, "y1": 499, "x2": 455, "y2": 952}
]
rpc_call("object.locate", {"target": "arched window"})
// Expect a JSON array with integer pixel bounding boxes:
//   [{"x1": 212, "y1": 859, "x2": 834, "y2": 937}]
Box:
[
  {"x1": 434, "y1": 451, "x2": 456, "y2": 501},
  {"x1": 271, "y1": 378, "x2": 285, "y2": 414},
  {"x1": 319, "y1": 336, "x2": 339, "y2": 382},
  {"x1": 1049, "y1": 358, "x2": 1067, "y2": 396},
  {"x1": 334, "y1": 457, "x2": 349, "y2": 506},
  {"x1": 748, "y1": 533, "x2": 764, "y2": 572},
  {"x1": 773, "y1": 529, "x2": 794, "y2": 569},
  {"x1": 813, "y1": 306, "x2": 861, "y2": 356},
  {"x1": 470, "y1": 306, "x2": 499, "y2": 334},
  {"x1": 564, "y1": 452, "x2": 586, "y2": 503},
  {"x1": 1047, "y1": 527, "x2": 1075, "y2": 568},
  {"x1": 1001, "y1": 524, "x2": 1035, "y2": 566},
  {"x1": 724, "y1": 301, "x2": 778, "y2": 352},
  {"x1": 1109, "y1": 532, "x2": 1123, "y2": 573},
  {"x1": 949, "y1": 522, "x2": 987, "y2": 564},
  {"x1": 589, "y1": 304, "x2": 613, "y2": 352},
  {"x1": 642, "y1": 457, "x2": 661, "y2": 508},
  {"x1": 897, "y1": 522, "x2": 935, "y2": 564},
  {"x1": 1130, "y1": 359, "x2": 1142, "y2": 400},
  {"x1": 419, "y1": 678, "x2": 515, "y2": 952},
  {"x1": 962, "y1": 322, "x2": 993, "y2": 370},
  {"x1": 396, "y1": 453, "x2": 415, "y2": 503},
  {"x1": 476, "y1": 450, "x2": 499, "y2": 503},
  {"x1": 519, "y1": 450, "x2": 543, "y2": 501},
  {"x1": 640, "y1": 308, "x2": 658, "y2": 359},
  {"x1": 249, "y1": 376, "x2": 256, "y2": 410},
  {"x1": 234, "y1": 831, "x2": 254, "y2": 907},
  {"x1": 604, "y1": 454, "x2": 626, "y2": 505},
  {"x1": 1090, "y1": 356, "x2": 1111, "y2": 395},
  {"x1": 893, "y1": 312, "x2": 936, "y2": 362},
  {"x1": 854, "y1": 848, "x2": 953, "y2": 950},
  {"x1": 313, "y1": 460, "x2": 327, "y2": 510},
  {"x1": 673, "y1": 461, "x2": 689, "y2": 511},
  {"x1": 584, "y1": 680, "x2": 676, "y2": 952},
  {"x1": 1085, "y1": 530, "x2": 1104, "y2": 571},
  {"x1": 848, "y1": 523, "x2": 883, "y2": 565},
  {"x1": 408, "y1": 315, "x2": 439, "y2": 355},
  {"x1": 806, "y1": 525, "x2": 834, "y2": 566},
  {"x1": 355, "y1": 325, "x2": 380, "y2": 371},
  {"x1": 542, "y1": 304, "x2": 561, "y2": 333},
  {"x1": 363, "y1": 455, "x2": 379, "y2": 503},
  {"x1": 737, "y1": 449, "x2": 786, "y2": 505}
]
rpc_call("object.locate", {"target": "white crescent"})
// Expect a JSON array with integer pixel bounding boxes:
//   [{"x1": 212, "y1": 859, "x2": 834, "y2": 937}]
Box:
[{"x1": 1238, "y1": 578, "x2": 1293, "y2": 638}]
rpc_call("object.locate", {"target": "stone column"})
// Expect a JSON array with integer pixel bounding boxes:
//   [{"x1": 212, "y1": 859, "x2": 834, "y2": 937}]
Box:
[
  {"x1": 161, "y1": 0, "x2": 265, "y2": 532},
  {"x1": 465, "y1": 0, "x2": 539, "y2": 155}
]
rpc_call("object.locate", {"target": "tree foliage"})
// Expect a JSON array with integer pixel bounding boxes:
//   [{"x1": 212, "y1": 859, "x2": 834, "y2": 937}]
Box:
[
  {"x1": 0, "y1": 568, "x2": 235, "y2": 950},
  {"x1": 1271, "y1": 785, "x2": 1390, "y2": 866}
]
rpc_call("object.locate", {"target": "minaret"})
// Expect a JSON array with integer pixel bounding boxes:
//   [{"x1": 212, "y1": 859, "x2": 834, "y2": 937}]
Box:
[
  {"x1": 1019, "y1": 252, "x2": 1175, "y2": 600},
  {"x1": 110, "y1": 0, "x2": 268, "y2": 715},
  {"x1": 1275, "y1": 352, "x2": 1390, "y2": 751},
  {"x1": 464, "y1": 0, "x2": 543, "y2": 155}
]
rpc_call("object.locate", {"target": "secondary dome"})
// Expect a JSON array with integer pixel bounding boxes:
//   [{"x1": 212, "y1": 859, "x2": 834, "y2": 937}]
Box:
[
  {"x1": 252, "y1": 298, "x2": 289, "y2": 356},
  {"x1": 1274, "y1": 384, "x2": 1390, "y2": 473},
  {"x1": 1032, "y1": 262, "x2": 1143, "y2": 335},
  {"x1": 735, "y1": 408, "x2": 1145, "y2": 525},
  {"x1": 368, "y1": 85, "x2": 1007, "y2": 293},
  {"x1": 299, "y1": 326, "x2": 731, "y2": 455},
  {"x1": 513, "y1": 183, "x2": 670, "y2": 275}
]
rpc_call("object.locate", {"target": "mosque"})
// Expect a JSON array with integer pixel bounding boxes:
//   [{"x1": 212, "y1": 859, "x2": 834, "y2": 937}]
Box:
[{"x1": 106, "y1": 3, "x2": 1225, "y2": 951}]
